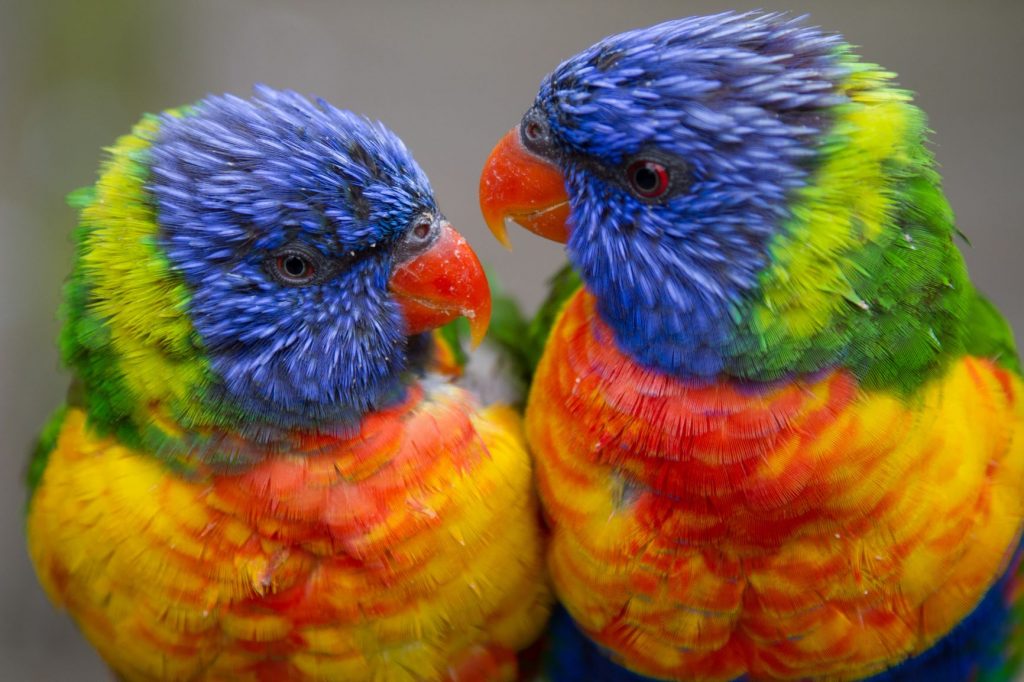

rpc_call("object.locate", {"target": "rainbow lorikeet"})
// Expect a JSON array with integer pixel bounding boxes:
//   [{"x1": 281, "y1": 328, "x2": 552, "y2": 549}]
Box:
[
  {"x1": 27, "y1": 86, "x2": 550, "y2": 681},
  {"x1": 480, "y1": 12, "x2": 1024, "y2": 682}
]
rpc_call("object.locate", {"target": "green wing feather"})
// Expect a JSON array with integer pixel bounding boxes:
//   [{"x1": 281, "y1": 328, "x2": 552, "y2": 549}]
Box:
[
  {"x1": 485, "y1": 274, "x2": 533, "y2": 379},
  {"x1": 525, "y1": 264, "x2": 582, "y2": 376},
  {"x1": 963, "y1": 289, "x2": 1021, "y2": 375},
  {"x1": 26, "y1": 405, "x2": 68, "y2": 508}
]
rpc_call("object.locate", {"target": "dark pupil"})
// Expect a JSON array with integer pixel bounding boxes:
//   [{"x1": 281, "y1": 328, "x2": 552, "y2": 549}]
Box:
[
  {"x1": 283, "y1": 255, "x2": 307, "y2": 278},
  {"x1": 634, "y1": 166, "x2": 659, "y2": 191},
  {"x1": 413, "y1": 222, "x2": 431, "y2": 239},
  {"x1": 526, "y1": 122, "x2": 541, "y2": 140}
]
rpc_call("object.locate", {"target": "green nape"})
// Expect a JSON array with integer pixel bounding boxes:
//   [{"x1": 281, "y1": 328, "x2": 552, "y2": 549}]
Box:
[
  {"x1": 58, "y1": 109, "x2": 219, "y2": 460},
  {"x1": 735, "y1": 52, "x2": 1018, "y2": 394},
  {"x1": 60, "y1": 185, "x2": 145, "y2": 449},
  {"x1": 755, "y1": 151, "x2": 975, "y2": 394},
  {"x1": 25, "y1": 405, "x2": 68, "y2": 508}
]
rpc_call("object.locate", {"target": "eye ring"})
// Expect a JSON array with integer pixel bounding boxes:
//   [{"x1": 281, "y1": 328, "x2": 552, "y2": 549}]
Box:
[
  {"x1": 626, "y1": 159, "x2": 670, "y2": 199},
  {"x1": 272, "y1": 251, "x2": 317, "y2": 285},
  {"x1": 395, "y1": 215, "x2": 440, "y2": 265},
  {"x1": 520, "y1": 107, "x2": 555, "y2": 157},
  {"x1": 524, "y1": 120, "x2": 544, "y2": 142},
  {"x1": 411, "y1": 220, "x2": 432, "y2": 240}
]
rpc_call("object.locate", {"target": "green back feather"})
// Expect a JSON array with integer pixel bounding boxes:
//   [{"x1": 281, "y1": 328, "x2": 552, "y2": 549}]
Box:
[{"x1": 963, "y1": 290, "x2": 1021, "y2": 375}]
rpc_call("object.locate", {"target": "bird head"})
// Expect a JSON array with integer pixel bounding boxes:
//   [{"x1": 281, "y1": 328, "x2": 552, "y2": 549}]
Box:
[
  {"x1": 65, "y1": 86, "x2": 489, "y2": 449},
  {"x1": 480, "y1": 13, "x2": 923, "y2": 380}
]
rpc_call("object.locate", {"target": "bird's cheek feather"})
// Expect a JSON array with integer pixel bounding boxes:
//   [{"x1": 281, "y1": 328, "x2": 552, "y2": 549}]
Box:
[
  {"x1": 388, "y1": 222, "x2": 491, "y2": 346},
  {"x1": 479, "y1": 126, "x2": 571, "y2": 247}
]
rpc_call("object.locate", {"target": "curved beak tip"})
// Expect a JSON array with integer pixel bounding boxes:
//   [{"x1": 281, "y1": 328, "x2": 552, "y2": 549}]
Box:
[
  {"x1": 483, "y1": 213, "x2": 513, "y2": 250},
  {"x1": 389, "y1": 222, "x2": 491, "y2": 346},
  {"x1": 479, "y1": 126, "x2": 571, "y2": 247},
  {"x1": 466, "y1": 307, "x2": 490, "y2": 349}
]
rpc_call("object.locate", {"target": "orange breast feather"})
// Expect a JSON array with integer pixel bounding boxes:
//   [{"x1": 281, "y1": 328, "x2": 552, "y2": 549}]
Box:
[
  {"x1": 528, "y1": 290, "x2": 1024, "y2": 681},
  {"x1": 28, "y1": 383, "x2": 550, "y2": 682}
]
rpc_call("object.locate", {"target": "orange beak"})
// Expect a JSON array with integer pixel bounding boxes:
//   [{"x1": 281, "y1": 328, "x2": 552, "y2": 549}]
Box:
[
  {"x1": 389, "y1": 222, "x2": 491, "y2": 347},
  {"x1": 479, "y1": 126, "x2": 571, "y2": 248}
]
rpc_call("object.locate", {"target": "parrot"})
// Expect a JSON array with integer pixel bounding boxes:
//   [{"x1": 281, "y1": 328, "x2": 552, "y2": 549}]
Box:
[
  {"x1": 26, "y1": 85, "x2": 551, "y2": 681},
  {"x1": 479, "y1": 11, "x2": 1024, "y2": 682}
]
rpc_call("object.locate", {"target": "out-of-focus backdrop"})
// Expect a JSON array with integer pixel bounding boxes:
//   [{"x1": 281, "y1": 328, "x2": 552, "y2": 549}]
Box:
[{"x1": 1, "y1": 1, "x2": 1022, "y2": 678}]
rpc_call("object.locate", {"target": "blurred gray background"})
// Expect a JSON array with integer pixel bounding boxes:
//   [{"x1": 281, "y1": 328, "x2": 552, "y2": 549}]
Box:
[{"x1": 1, "y1": 1, "x2": 1021, "y2": 679}]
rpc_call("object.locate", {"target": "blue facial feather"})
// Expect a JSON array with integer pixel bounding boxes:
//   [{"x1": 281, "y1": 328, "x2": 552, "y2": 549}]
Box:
[
  {"x1": 533, "y1": 12, "x2": 847, "y2": 378},
  {"x1": 149, "y1": 86, "x2": 437, "y2": 430}
]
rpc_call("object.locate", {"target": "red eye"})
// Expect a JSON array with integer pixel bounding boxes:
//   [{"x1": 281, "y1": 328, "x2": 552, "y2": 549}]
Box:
[
  {"x1": 626, "y1": 159, "x2": 670, "y2": 199},
  {"x1": 275, "y1": 253, "x2": 315, "y2": 284}
]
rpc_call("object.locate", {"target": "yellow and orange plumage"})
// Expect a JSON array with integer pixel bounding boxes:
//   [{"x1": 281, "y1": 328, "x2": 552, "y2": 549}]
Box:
[
  {"x1": 30, "y1": 386, "x2": 548, "y2": 681},
  {"x1": 529, "y1": 292, "x2": 1023, "y2": 680},
  {"x1": 478, "y1": 12, "x2": 1024, "y2": 681}
]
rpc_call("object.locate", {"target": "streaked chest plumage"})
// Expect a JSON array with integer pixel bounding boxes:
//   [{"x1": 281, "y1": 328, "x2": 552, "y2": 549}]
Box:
[
  {"x1": 28, "y1": 384, "x2": 549, "y2": 681},
  {"x1": 528, "y1": 290, "x2": 1024, "y2": 680}
]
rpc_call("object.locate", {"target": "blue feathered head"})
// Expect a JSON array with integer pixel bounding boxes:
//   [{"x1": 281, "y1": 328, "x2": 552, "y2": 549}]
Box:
[
  {"x1": 74, "y1": 85, "x2": 489, "y2": 441},
  {"x1": 481, "y1": 13, "x2": 865, "y2": 378}
]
